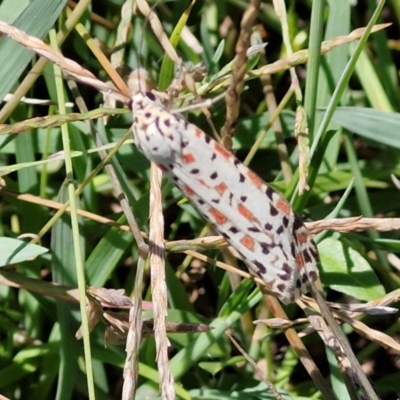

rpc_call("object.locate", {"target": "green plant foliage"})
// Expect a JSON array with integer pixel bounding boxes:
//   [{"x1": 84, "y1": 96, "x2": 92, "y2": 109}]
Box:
[
  {"x1": 0, "y1": 237, "x2": 48, "y2": 266},
  {"x1": 0, "y1": 1, "x2": 399, "y2": 399}
]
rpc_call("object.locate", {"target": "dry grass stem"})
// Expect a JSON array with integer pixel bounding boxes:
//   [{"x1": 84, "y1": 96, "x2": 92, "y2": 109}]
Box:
[
  {"x1": 0, "y1": 270, "x2": 210, "y2": 345},
  {"x1": 260, "y1": 294, "x2": 337, "y2": 399},
  {"x1": 306, "y1": 312, "x2": 361, "y2": 399},
  {"x1": 273, "y1": 0, "x2": 310, "y2": 193},
  {"x1": 2, "y1": 93, "x2": 74, "y2": 107},
  {"x1": 258, "y1": 49, "x2": 292, "y2": 182},
  {"x1": 0, "y1": 4, "x2": 395, "y2": 399},
  {"x1": 299, "y1": 295, "x2": 400, "y2": 353},
  {"x1": 110, "y1": 0, "x2": 134, "y2": 69},
  {"x1": 135, "y1": 0, "x2": 196, "y2": 95},
  {"x1": 221, "y1": 0, "x2": 260, "y2": 149},
  {"x1": 0, "y1": 21, "x2": 130, "y2": 103},
  {"x1": 226, "y1": 331, "x2": 283, "y2": 400},
  {"x1": 0, "y1": 1, "x2": 90, "y2": 123},
  {"x1": 149, "y1": 163, "x2": 175, "y2": 399},
  {"x1": 201, "y1": 23, "x2": 390, "y2": 94},
  {"x1": 307, "y1": 216, "x2": 400, "y2": 234},
  {"x1": 0, "y1": 109, "x2": 128, "y2": 135},
  {"x1": 2, "y1": 186, "x2": 400, "y2": 250},
  {"x1": 0, "y1": 20, "x2": 389, "y2": 113},
  {"x1": 340, "y1": 310, "x2": 400, "y2": 353},
  {"x1": 306, "y1": 288, "x2": 379, "y2": 400},
  {"x1": 295, "y1": 106, "x2": 311, "y2": 193},
  {"x1": 123, "y1": 256, "x2": 145, "y2": 400},
  {"x1": 65, "y1": 78, "x2": 148, "y2": 256}
]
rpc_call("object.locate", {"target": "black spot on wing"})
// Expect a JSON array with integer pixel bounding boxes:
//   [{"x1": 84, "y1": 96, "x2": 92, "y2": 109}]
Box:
[
  {"x1": 146, "y1": 92, "x2": 156, "y2": 101},
  {"x1": 265, "y1": 186, "x2": 274, "y2": 201},
  {"x1": 264, "y1": 223, "x2": 273, "y2": 231},
  {"x1": 290, "y1": 242, "x2": 297, "y2": 259},
  {"x1": 210, "y1": 172, "x2": 218, "y2": 180},
  {"x1": 293, "y1": 214, "x2": 304, "y2": 230},
  {"x1": 253, "y1": 259, "x2": 267, "y2": 274},
  {"x1": 308, "y1": 270, "x2": 318, "y2": 282},
  {"x1": 278, "y1": 263, "x2": 292, "y2": 281},
  {"x1": 260, "y1": 242, "x2": 272, "y2": 254},
  {"x1": 270, "y1": 205, "x2": 278, "y2": 216},
  {"x1": 309, "y1": 244, "x2": 319, "y2": 261},
  {"x1": 303, "y1": 250, "x2": 312, "y2": 264}
]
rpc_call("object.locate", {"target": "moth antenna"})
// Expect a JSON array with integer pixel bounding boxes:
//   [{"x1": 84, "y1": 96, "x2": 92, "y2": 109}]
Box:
[{"x1": 134, "y1": 0, "x2": 162, "y2": 94}]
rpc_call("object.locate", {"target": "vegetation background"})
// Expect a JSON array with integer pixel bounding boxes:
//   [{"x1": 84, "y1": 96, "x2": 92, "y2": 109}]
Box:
[{"x1": 0, "y1": 0, "x2": 400, "y2": 399}]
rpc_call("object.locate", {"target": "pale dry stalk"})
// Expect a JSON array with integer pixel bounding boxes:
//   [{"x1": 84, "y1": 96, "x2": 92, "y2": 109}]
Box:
[
  {"x1": 0, "y1": 2, "x2": 90, "y2": 123},
  {"x1": 226, "y1": 331, "x2": 284, "y2": 400},
  {"x1": 111, "y1": 0, "x2": 134, "y2": 69},
  {"x1": 3, "y1": 186, "x2": 400, "y2": 249},
  {"x1": 221, "y1": 0, "x2": 261, "y2": 150},
  {"x1": 257, "y1": 50, "x2": 292, "y2": 183},
  {"x1": 122, "y1": 256, "x2": 145, "y2": 400},
  {"x1": 0, "y1": 110, "x2": 127, "y2": 135},
  {"x1": 149, "y1": 163, "x2": 175, "y2": 399},
  {"x1": 0, "y1": 21, "x2": 129, "y2": 103},
  {"x1": 273, "y1": 0, "x2": 310, "y2": 193},
  {"x1": 307, "y1": 216, "x2": 400, "y2": 234},
  {"x1": 307, "y1": 288, "x2": 379, "y2": 400},
  {"x1": 260, "y1": 294, "x2": 337, "y2": 399},
  {"x1": 202, "y1": 23, "x2": 391, "y2": 94}
]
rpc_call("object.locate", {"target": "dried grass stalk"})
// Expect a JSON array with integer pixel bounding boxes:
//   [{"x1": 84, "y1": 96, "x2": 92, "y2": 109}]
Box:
[
  {"x1": 221, "y1": 0, "x2": 260, "y2": 149},
  {"x1": 149, "y1": 163, "x2": 175, "y2": 399},
  {"x1": 0, "y1": 21, "x2": 129, "y2": 103}
]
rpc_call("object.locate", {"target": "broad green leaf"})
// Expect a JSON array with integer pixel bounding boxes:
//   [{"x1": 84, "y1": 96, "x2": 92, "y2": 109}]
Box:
[
  {"x1": 0, "y1": 0, "x2": 67, "y2": 103},
  {"x1": 331, "y1": 107, "x2": 400, "y2": 148},
  {"x1": 318, "y1": 237, "x2": 385, "y2": 301},
  {"x1": 199, "y1": 356, "x2": 245, "y2": 375},
  {"x1": 0, "y1": 237, "x2": 48, "y2": 266}
]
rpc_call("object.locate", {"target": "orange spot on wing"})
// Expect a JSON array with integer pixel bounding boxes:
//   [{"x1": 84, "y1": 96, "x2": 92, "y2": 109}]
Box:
[
  {"x1": 276, "y1": 198, "x2": 291, "y2": 216},
  {"x1": 247, "y1": 170, "x2": 263, "y2": 189},
  {"x1": 195, "y1": 129, "x2": 202, "y2": 138},
  {"x1": 183, "y1": 185, "x2": 195, "y2": 196},
  {"x1": 209, "y1": 208, "x2": 227, "y2": 225},
  {"x1": 296, "y1": 232, "x2": 308, "y2": 244},
  {"x1": 183, "y1": 153, "x2": 196, "y2": 163},
  {"x1": 214, "y1": 143, "x2": 231, "y2": 159},
  {"x1": 214, "y1": 182, "x2": 227, "y2": 195},
  {"x1": 237, "y1": 204, "x2": 256, "y2": 221},
  {"x1": 240, "y1": 236, "x2": 255, "y2": 250},
  {"x1": 296, "y1": 253, "x2": 305, "y2": 269}
]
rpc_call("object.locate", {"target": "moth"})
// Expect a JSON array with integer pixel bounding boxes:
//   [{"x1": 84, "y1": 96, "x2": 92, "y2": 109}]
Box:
[{"x1": 130, "y1": 80, "x2": 320, "y2": 304}]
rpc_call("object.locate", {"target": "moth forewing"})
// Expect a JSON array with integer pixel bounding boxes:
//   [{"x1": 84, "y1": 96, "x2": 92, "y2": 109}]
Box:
[{"x1": 131, "y1": 90, "x2": 319, "y2": 304}]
